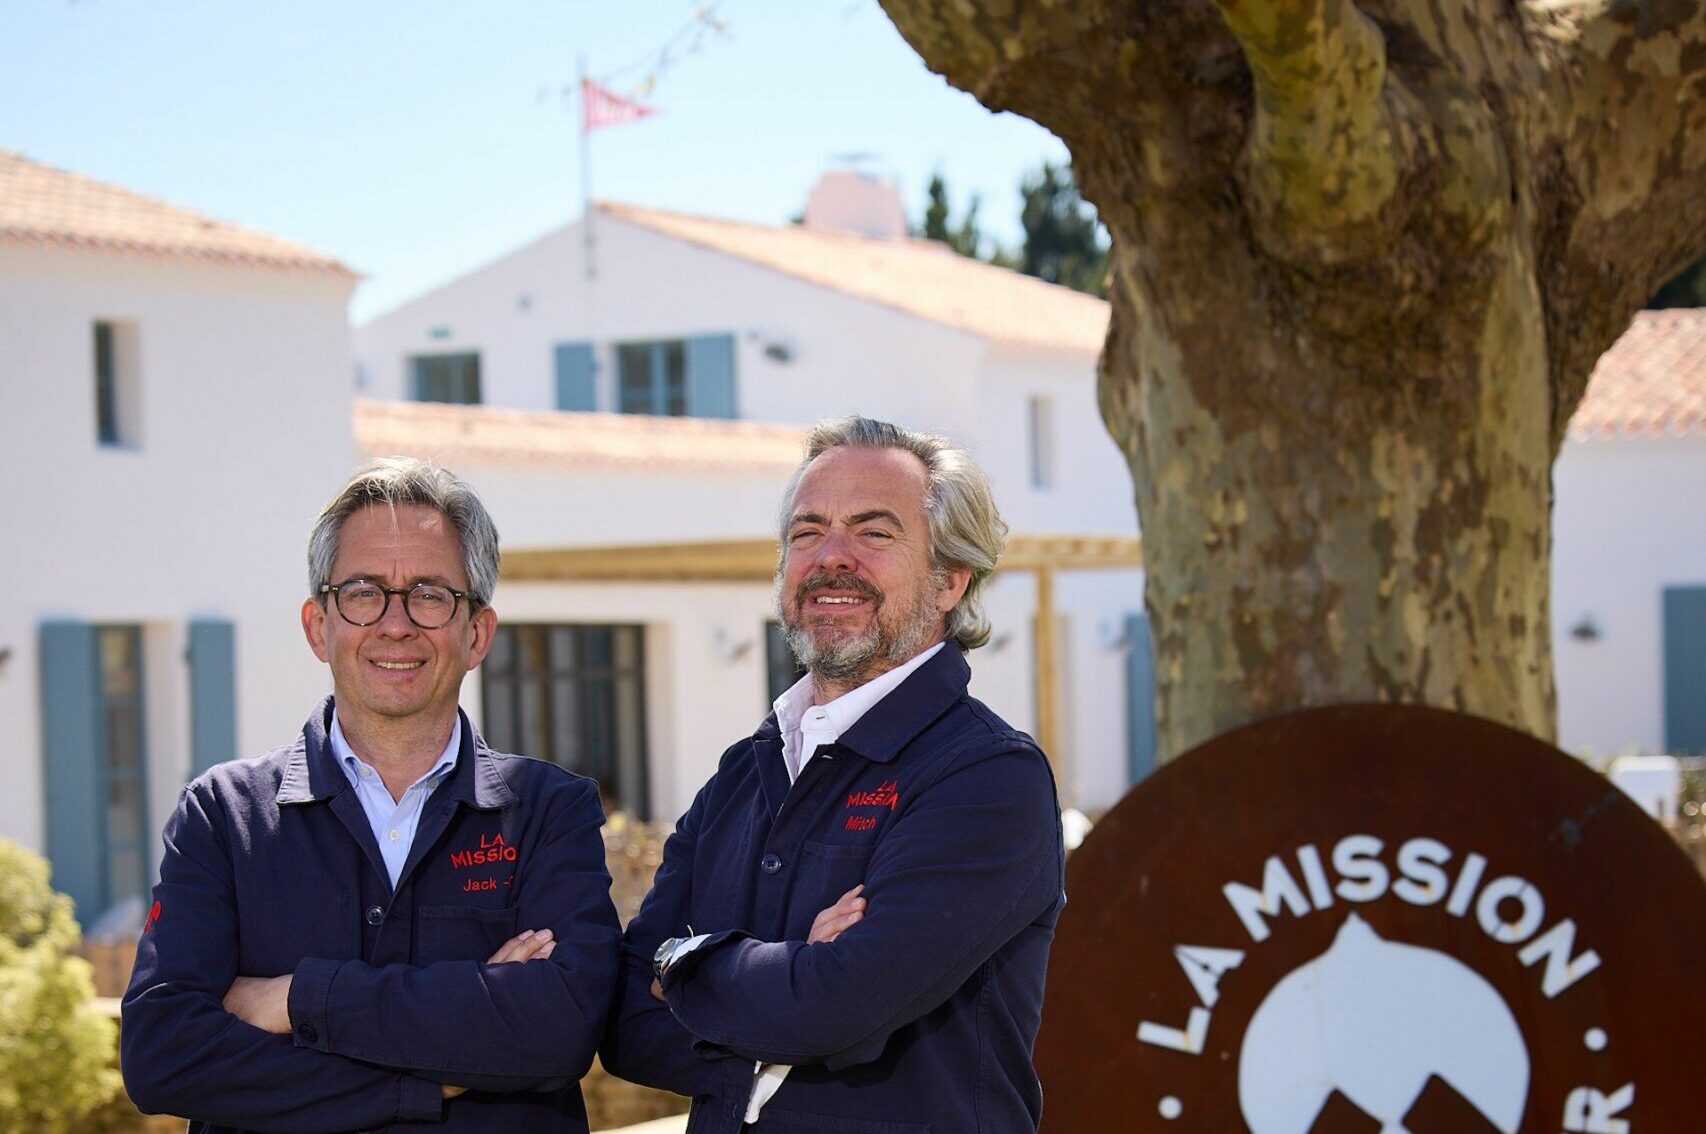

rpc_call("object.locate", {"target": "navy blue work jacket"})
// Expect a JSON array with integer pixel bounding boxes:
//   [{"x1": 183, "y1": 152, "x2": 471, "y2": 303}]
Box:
[
  {"x1": 121, "y1": 698, "x2": 621, "y2": 1133},
  {"x1": 602, "y1": 646, "x2": 1065, "y2": 1134}
]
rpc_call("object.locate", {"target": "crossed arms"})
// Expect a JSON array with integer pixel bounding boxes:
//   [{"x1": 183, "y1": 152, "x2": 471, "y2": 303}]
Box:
[
  {"x1": 602, "y1": 742, "x2": 1061, "y2": 1093},
  {"x1": 121, "y1": 778, "x2": 620, "y2": 1132}
]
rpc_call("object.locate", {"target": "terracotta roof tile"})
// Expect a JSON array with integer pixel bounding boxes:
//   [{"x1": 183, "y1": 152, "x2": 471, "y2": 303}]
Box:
[
  {"x1": 0, "y1": 148, "x2": 352, "y2": 275},
  {"x1": 354, "y1": 399, "x2": 807, "y2": 476},
  {"x1": 1572, "y1": 309, "x2": 1706, "y2": 440},
  {"x1": 599, "y1": 201, "x2": 1109, "y2": 354}
]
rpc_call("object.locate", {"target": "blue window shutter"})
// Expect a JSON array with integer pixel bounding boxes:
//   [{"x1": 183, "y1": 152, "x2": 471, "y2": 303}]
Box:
[
  {"x1": 685, "y1": 333, "x2": 737, "y2": 419},
  {"x1": 189, "y1": 619, "x2": 238, "y2": 774},
  {"x1": 1125, "y1": 612, "x2": 1158, "y2": 785},
  {"x1": 38, "y1": 621, "x2": 104, "y2": 926},
  {"x1": 1663, "y1": 586, "x2": 1706, "y2": 754},
  {"x1": 554, "y1": 342, "x2": 597, "y2": 411}
]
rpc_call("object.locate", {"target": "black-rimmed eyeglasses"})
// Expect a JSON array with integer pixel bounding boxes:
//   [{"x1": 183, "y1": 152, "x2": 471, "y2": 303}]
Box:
[{"x1": 320, "y1": 580, "x2": 471, "y2": 630}]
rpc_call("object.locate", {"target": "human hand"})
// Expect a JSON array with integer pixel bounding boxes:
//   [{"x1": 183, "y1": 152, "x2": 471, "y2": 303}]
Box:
[
  {"x1": 223, "y1": 974, "x2": 293, "y2": 1034},
  {"x1": 485, "y1": 928, "x2": 555, "y2": 964},
  {"x1": 442, "y1": 1085, "x2": 467, "y2": 1100},
  {"x1": 808, "y1": 884, "x2": 866, "y2": 944}
]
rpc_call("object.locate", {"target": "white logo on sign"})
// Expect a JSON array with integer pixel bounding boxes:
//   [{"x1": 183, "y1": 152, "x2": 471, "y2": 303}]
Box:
[{"x1": 1238, "y1": 913, "x2": 1530, "y2": 1134}]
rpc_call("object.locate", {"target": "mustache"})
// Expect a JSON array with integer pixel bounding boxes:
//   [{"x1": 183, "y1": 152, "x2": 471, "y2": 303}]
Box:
[{"x1": 794, "y1": 571, "x2": 882, "y2": 606}]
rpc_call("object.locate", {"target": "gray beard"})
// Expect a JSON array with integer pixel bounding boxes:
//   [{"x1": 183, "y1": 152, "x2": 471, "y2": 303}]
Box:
[{"x1": 776, "y1": 574, "x2": 942, "y2": 684}]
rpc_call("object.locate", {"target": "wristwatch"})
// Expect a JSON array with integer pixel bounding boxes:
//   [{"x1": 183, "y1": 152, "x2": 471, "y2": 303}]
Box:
[{"x1": 653, "y1": 935, "x2": 689, "y2": 981}]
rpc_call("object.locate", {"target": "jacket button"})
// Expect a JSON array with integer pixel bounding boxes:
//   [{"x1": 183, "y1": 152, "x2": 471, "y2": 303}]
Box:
[
  {"x1": 365, "y1": 905, "x2": 384, "y2": 926},
  {"x1": 760, "y1": 853, "x2": 782, "y2": 875},
  {"x1": 296, "y1": 1022, "x2": 318, "y2": 1044}
]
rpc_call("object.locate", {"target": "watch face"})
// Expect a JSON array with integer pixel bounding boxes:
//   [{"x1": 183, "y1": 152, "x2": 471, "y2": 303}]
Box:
[{"x1": 654, "y1": 936, "x2": 682, "y2": 976}]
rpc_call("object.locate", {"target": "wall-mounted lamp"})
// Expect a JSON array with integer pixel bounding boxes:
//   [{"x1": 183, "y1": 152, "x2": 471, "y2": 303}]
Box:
[
  {"x1": 1099, "y1": 620, "x2": 1134, "y2": 652},
  {"x1": 987, "y1": 632, "x2": 1014, "y2": 654},
  {"x1": 747, "y1": 328, "x2": 796, "y2": 364},
  {"x1": 0, "y1": 645, "x2": 11, "y2": 674},
  {"x1": 1569, "y1": 615, "x2": 1602, "y2": 643},
  {"x1": 713, "y1": 627, "x2": 756, "y2": 663}
]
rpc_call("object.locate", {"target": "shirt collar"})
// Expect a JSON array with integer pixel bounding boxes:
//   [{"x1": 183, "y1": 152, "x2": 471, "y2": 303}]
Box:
[
  {"x1": 329, "y1": 709, "x2": 459, "y2": 795},
  {"x1": 773, "y1": 641, "x2": 947, "y2": 744}
]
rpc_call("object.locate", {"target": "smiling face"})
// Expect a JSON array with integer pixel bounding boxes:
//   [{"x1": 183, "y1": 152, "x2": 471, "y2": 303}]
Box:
[
  {"x1": 301, "y1": 502, "x2": 495, "y2": 743},
  {"x1": 777, "y1": 445, "x2": 971, "y2": 698}
]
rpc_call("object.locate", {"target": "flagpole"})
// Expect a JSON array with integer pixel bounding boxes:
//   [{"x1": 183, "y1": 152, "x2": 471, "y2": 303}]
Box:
[
  {"x1": 576, "y1": 53, "x2": 597, "y2": 283},
  {"x1": 580, "y1": 53, "x2": 600, "y2": 283}
]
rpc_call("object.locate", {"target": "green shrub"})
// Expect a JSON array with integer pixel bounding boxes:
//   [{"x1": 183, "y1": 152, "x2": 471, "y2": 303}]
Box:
[{"x1": 0, "y1": 839, "x2": 123, "y2": 1134}]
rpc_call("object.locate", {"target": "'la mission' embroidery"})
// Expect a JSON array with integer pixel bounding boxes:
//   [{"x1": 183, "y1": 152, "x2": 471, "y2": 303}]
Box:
[
  {"x1": 447, "y1": 833, "x2": 521, "y2": 889},
  {"x1": 844, "y1": 779, "x2": 901, "y2": 831}
]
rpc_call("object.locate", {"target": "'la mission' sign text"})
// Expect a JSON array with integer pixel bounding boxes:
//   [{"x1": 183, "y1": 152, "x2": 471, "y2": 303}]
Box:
[{"x1": 1034, "y1": 706, "x2": 1706, "y2": 1134}]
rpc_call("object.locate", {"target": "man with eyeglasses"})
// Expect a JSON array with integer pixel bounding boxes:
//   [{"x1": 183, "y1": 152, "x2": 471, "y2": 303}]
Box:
[{"x1": 122, "y1": 458, "x2": 621, "y2": 1134}]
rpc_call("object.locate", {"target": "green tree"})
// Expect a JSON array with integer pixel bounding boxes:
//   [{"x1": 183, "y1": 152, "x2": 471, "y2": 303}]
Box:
[
  {"x1": 0, "y1": 839, "x2": 123, "y2": 1134},
  {"x1": 882, "y1": 0, "x2": 1706, "y2": 760},
  {"x1": 1650, "y1": 252, "x2": 1706, "y2": 309},
  {"x1": 1016, "y1": 162, "x2": 1108, "y2": 298},
  {"x1": 919, "y1": 172, "x2": 987, "y2": 259}
]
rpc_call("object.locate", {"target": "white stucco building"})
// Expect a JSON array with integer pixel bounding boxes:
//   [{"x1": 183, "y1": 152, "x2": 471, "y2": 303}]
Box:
[
  {"x1": 0, "y1": 148, "x2": 358, "y2": 924},
  {"x1": 1552, "y1": 310, "x2": 1706, "y2": 760},
  {"x1": 6, "y1": 151, "x2": 1702, "y2": 930}
]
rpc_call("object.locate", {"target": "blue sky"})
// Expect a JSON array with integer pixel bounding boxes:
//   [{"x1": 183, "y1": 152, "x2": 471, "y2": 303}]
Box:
[{"x1": 2, "y1": 1, "x2": 1070, "y2": 321}]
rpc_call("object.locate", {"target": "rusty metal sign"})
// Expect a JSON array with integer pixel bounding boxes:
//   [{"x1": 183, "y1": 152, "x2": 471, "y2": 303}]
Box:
[{"x1": 1036, "y1": 705, "x2": 1705, "y2": 1133}]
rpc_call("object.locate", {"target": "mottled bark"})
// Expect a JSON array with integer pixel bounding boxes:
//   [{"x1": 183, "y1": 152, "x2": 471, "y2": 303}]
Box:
[{"x1": 882, "y1": 0, "x2": 1706, "y2": 759}]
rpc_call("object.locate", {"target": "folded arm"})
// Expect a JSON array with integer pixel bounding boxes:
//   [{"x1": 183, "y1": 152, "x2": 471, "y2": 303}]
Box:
[
  {"x1": 286, "y1": 778, "x2": 623, "y2": 1091},
  {"x1": 665, "y1": 744, "x2": 1062, "y2": 1070},
  {"x1": 121, "y1": 786, "x2": 445, "y2": 1132},
  {"x1": 601, "y1": 781, "x2": 750, "y2": 1100}
]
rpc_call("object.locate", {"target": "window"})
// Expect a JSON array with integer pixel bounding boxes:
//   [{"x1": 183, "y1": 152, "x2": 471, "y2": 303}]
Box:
[
  {"x1": 618, "y1": 341, "x2": 687, "y2": 416},
  {"x1": 39, "y1": 620, "x2": 151, "y2": 923},
  {"x1": 614, "y1": 333, "x2": 737, "y2": 418},
  {"x1": 97, "y1": 626, "x2": 150, "y2": 915},
  {"x1": 411, "y1": 352, "x2": 482, "y2": 404},
  {"x1": 481, "y1": 625, "x2": 650, "y2": 818},
  {"x1": 765, "y1": 621, "x2": 807, "y2": 707},
  {"x1": 1028, "y1": 394, "x2": 1056, "y2": 490},
  {"x1": 94, "y1": 320, "x2": 140, "y2": 447}
]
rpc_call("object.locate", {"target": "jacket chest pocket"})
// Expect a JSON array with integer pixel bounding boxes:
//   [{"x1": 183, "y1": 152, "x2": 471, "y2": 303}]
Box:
[
  {"x1": 415, "y1": 905, "x2": 519, "y2": 964},
  {"x1": 787, "y1": 841, "x2": 875, "y2": 940}
]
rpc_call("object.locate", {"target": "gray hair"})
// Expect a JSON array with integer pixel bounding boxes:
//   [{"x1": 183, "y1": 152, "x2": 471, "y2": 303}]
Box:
[
  {"x1": 307, "y1": 457, "x2": 500, "y2": 607},
  {"x1": 777, "y1": 416, "x2": 1008, "y2": 650}
]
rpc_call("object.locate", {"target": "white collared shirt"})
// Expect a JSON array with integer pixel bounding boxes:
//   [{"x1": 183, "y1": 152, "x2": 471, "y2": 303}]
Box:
[
  {"x1": 772, "y1": 641, "x2": 946, "y2": 784},
  {"x1": 330, "y1": 712, "x2": 458, "y2": 888}
]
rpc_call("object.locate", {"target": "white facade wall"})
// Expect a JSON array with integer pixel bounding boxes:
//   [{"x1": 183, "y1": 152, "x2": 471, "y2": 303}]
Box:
[
  {"x1": 457, "y1": 462, "x2": 788, "y2": 550},
  {"x1": 0, "y1": 246, "x2": 357, "y2": 857},
  {"x1": 973, "y1": 345, "x2": 1146, "y2": 811},
  {"x1": 354, "y1": 217, "x2": 987, "y2": 435},
  {"x1": 1552, "y1": 433, "x2": 1706, "y2": 756}
]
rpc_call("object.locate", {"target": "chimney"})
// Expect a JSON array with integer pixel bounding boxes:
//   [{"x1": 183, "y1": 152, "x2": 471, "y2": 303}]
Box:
[{"x1": 803, "y1": 171, "x2": 908, "y2": 240}]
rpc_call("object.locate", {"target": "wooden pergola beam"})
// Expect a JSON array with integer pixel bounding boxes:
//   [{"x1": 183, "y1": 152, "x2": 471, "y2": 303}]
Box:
[{"x1": 500, "y1": 535, "x2": 1141, "y2": 584}]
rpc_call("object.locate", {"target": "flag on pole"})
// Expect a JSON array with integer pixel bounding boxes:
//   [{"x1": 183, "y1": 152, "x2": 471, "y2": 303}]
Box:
[{"x1": 582, "y1": 78, "x2": 655, "y2": 133}]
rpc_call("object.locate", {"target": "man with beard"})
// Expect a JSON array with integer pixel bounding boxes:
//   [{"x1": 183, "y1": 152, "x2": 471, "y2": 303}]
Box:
[{"x1": 602, "y1": 416, "x2": 1065, "y2": 1133}]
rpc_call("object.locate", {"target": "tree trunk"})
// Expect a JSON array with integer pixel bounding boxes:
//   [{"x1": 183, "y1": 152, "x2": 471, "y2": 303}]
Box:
[{"x1": 881, "y1": 0, "x2": 1706, "y2": 759}]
